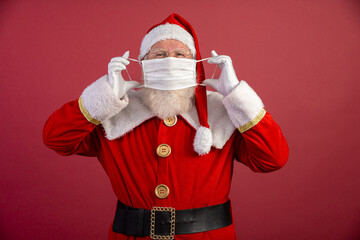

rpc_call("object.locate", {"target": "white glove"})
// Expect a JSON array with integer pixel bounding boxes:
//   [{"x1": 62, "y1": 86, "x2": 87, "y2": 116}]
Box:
[
  {"x1": 108, "y1": 51, "x2": 140, "y2": 99},
  {"x1": 203, "y1": 50, "x2": 239, "y2": 96}
]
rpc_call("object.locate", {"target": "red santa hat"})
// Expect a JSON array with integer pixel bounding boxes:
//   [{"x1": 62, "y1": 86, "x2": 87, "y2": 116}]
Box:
[{"x1": 139, "y1": 13, "x2": 213, "y2": 155}]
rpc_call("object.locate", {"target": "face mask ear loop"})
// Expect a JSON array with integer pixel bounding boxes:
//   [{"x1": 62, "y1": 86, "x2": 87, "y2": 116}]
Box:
[
  {"x1": 210, "y1": 65, "x2": 218, "y2": 80},
  {"x1": 125, "y1": 58, "x2": 141, "y2": 82},
  {"x1": 124, "y1": 68, "x2": 132, "y2": 81},
  {"x1": 128, "y1": 57, "x2": 139, "y2": 62},
  {"x1": 196, "y1": 57, "x2": 211, "y2": 62},
  {"x1": 195, "y1": 57, "x2": 218, "y2": 79},
  {"x1": 195, "y1": 57, "x2": 218, "y2": 87},
  {"x1": 197, "y1": 65, "x2": 218, "y2": 87}
]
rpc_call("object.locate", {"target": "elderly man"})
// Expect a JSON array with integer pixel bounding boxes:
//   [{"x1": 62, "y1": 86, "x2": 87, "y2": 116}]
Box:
[{"x1": 43, "y1": 13, "x2": 289, "y2": 240}]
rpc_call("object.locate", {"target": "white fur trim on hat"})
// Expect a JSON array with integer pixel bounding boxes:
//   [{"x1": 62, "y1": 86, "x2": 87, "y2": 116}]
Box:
[
  {"x1": 193, "y1": 126, "x2": 213, "y2": 155},
  {"x1": 139, "y1": 23, "x2": 196, "y2": 60}
]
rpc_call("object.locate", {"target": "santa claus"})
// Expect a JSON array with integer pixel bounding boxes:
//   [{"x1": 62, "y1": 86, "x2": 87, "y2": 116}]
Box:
[{"x1": 43, "y1": 13, "x2": 289, "y2": 240}]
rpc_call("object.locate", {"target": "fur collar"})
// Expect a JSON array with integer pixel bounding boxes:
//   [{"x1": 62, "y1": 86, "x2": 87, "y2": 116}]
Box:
[{"x1": 101, "y1": 90, "x2": 236, "y2": 149}]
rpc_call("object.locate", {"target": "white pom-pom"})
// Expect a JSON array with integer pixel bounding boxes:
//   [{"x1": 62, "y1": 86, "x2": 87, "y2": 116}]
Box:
[{"x1": 193, "y1": 126, "x2": 213, "y2": 155}]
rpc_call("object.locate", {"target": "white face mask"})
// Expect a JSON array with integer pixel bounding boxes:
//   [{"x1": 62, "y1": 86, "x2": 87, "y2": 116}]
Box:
[
  {"x1": 141, "y1": 57, "x2": 197, "y2": 90},
  {"x1": 127, "y1": 56, "x2": 211, "y2": 90}
]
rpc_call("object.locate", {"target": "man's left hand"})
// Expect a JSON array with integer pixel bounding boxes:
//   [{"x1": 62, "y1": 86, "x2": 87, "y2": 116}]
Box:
[{"x1": 203, "y1": 50, "x2": 239, "y2": 96}]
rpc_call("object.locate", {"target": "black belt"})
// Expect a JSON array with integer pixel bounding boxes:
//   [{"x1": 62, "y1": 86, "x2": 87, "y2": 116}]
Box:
[{"x1": 112, "y1": 200, "x2": 232, "y2": 239}]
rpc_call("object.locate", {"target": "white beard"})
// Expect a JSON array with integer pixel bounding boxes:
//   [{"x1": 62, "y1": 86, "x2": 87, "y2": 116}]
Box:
[{"x1": 140, "y1": 87, "x2": 195, "y2": 119}]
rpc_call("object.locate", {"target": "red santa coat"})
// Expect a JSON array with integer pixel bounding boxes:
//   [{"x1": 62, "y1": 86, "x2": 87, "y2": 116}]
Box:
[{"x1": 43, "y1": 76, "x2": 289, "y2": 240}]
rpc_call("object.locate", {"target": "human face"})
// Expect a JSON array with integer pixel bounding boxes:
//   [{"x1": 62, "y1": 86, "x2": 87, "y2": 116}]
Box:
[
  {"x1": 146, "y1": 39, "x2": 193, "y2": 60},
  {"x1": 141, "y1": 40, "x2": 195, "y2": 118}
]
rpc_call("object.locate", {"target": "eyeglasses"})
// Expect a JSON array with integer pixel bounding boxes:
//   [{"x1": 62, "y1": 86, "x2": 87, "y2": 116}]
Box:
[{"x1": 147, "y1": 49, "x2": 192, "y2": 59}]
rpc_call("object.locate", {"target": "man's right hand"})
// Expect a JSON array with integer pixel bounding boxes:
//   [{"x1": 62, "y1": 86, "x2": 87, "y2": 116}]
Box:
[{"x1": 108, "y1": 51, "x2": 140, "y2": 99}]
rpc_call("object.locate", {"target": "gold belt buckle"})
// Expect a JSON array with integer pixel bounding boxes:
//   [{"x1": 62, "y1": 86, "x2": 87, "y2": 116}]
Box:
[{"x1": 150, "y1": 206, "x2": 176, "y2": 240}]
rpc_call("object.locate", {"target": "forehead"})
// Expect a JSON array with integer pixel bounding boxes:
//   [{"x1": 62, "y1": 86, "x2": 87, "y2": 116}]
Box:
[{"x1": 150, "y1": 39, "x2": 190, "y2": 51}]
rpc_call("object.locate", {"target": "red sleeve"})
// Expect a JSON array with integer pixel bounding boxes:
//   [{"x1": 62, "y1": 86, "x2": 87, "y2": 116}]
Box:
[
  {"x1": 43, "y1": 99, "x2": 100, "y2": 157},
  {"x1": 234, "y1": 112, "x2": 289, "y2": 172}
]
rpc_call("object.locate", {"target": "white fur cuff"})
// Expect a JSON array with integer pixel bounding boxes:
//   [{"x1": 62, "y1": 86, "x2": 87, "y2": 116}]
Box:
[
  {"x1": 222, "y1": 81, "x2": 265, "y2": 131},
  {"x1": 80, "y1": 75, "x2": 129, "y2": 123}
]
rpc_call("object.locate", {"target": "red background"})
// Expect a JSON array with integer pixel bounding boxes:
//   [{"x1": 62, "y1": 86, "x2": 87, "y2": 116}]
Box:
[{"x1": 1, "y1": 0, "x2": 359, "y2": 239}]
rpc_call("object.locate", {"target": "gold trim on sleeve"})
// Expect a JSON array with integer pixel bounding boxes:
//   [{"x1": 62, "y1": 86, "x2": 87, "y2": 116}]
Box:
[
  {"x1": 238, "y1": 109, "x2": 266, "y2": 133},
  {"x1": 78, "y1": 97, "x2": 101, "y2": 125}
]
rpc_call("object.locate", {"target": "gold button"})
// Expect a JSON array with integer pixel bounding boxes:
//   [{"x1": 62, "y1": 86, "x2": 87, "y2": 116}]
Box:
[
  {"x1": 164, "y1": 116, "x2": 177, "y2": 127},
  {"x1": 155, "y1": 184, "x2": 169, "y2": 199},
  {"x1": 157, "y1": 144, "x2": 171, "y2": 157}
]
